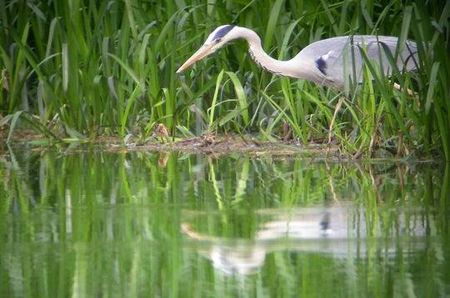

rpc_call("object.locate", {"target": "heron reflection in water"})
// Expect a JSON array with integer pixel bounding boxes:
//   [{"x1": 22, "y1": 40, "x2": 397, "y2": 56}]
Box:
[{"x1": 181, "y1": 205, "x2": 426, "y2": 276}]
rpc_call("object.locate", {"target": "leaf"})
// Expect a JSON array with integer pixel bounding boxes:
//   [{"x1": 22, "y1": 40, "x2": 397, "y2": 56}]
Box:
[
  {"x1": 225, "y1": 71, "x2": 249, "y2": 125},
  {"x1": 425, "y1": 62, "x2": 440, "y2": 114},
  {"x1": 7, "y1": 111, "x2": 23, "y2": 143},
  {"x1": 208, "y1": 70, "x2": 225, "y2": 127}
]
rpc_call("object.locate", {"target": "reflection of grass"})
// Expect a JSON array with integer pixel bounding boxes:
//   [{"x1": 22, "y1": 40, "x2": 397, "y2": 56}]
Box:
[
  {"x1": 0, "y1": 150, "x2": 448, "y2": 296},
  {"x1": 1, "y1": 2, "x2": 448, "y2": 158}
]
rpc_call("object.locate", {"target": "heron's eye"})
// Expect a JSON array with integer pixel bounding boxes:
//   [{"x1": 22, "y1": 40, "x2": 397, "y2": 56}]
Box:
[{"x1": 215, "y1": 38, "x2": 222, "y2": 43}]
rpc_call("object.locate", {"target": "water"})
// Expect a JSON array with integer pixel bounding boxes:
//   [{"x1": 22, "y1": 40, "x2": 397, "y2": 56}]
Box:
[{"x1": 0, "y1": 147, "x2": 449, "y2": 297}]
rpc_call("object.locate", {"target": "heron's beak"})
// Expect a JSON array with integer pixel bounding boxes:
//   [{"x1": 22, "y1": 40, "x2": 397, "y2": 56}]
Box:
[{"x1": 176, "y1": 44, "x2": 214, "y2": 73}]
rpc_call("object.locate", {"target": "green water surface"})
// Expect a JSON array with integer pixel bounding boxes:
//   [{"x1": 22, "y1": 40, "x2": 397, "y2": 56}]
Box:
[{"x1": 0, "y1": 148, "x2": 449, "y2": 297}]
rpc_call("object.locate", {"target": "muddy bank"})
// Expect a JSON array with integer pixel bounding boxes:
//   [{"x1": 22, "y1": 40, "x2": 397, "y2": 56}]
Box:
[{"x1": 115, "y1": 134, "x2": 340, "y2": 157}]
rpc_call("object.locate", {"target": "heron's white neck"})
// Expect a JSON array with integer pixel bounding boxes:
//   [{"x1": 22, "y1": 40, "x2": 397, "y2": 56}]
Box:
[{"x1": 237, "y1": 27, "x2": 308, "y2": 79}]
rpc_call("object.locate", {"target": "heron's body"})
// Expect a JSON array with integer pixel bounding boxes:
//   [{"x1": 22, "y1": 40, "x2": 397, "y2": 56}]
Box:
[
  {"x1": 290, "y1": 35, "x2": 418, "y2": 89},
  {"x1": 177, "y1": 25, "x2": 419, "y2": 90}
]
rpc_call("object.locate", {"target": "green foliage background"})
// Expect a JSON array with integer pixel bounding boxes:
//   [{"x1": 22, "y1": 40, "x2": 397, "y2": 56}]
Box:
[{"x1": 0, "y1": 0, "x2": 449, "y2": 158}]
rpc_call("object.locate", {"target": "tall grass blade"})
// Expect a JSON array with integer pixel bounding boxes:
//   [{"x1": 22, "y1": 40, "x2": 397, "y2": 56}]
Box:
[{"x1": 208, "y1": 70, "x2": 225, "y2": 128}]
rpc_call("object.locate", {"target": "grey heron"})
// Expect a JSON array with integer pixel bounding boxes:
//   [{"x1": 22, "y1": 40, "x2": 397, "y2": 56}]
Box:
[{"x1": 177, "y1": 25, "x2": 419, "y2": 90}]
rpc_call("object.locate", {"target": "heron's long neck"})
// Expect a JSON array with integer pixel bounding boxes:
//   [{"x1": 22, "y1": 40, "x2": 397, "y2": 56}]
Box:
[{"x1": 240, "y1": 28, "x2": 307, "y2": 78}]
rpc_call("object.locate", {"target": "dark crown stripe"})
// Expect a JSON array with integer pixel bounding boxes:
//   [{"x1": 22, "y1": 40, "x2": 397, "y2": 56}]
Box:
[{"x1": 213, "y1": 25, "x2": 235, "y2": 40}]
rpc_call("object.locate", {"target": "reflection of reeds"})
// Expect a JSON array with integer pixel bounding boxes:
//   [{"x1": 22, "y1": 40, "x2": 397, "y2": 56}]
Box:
[
  {"x1": 0, "y1": 2, "x2": 448, "y2": 159},
  {"x1": 0, "y1": 149, "x2": 448, "y2": 296}
]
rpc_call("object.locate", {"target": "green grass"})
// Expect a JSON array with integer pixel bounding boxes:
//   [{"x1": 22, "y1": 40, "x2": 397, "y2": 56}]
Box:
[{"x1": 0, "y1": 0, "x2": 448, "y2": 159}]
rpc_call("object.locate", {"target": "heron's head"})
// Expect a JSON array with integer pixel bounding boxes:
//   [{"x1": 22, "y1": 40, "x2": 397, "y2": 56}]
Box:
[{"x1": 176, "y1": 25, "x2": 238, "y2": 73}]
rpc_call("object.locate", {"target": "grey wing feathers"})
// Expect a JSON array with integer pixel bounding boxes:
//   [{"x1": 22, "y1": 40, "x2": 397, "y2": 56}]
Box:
[
  {"x1": 297, "y1": 35, "x2": 419, "y2": 89},
  {"x1": 363, "y1": 37, "x2": 419, "y2": 72}
]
